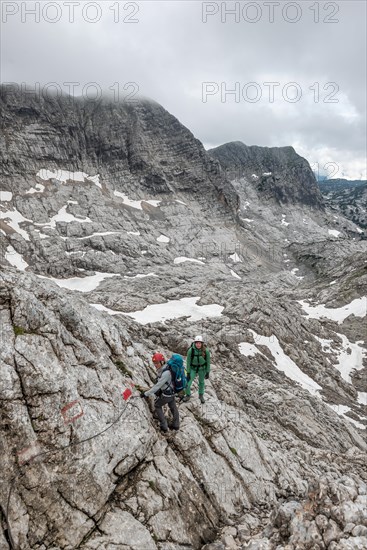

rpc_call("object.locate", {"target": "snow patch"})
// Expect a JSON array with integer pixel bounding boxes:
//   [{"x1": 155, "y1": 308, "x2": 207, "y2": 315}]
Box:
[
  {"x1": 37, "y1": 169, "x2": 101, "y2": 189},
  {"x1": 34, "y1": 205, "x2": 92, "y2": 229},
  {"x1": 157, "y1": 235, "x2": 170, "y2": 243},
  {"x1": 262, "y1": 172, "x2": 272, "y2": 176},
  {"x1": 124, "y1": 272, "x2": 158, "y2": 279},
  {"x1": 229, "y1": 252, "x2": 242, "y2": 263},
  {"x1": 0, "y1": 191, "x2": 13, "y2": 202},
  {"x1": 127, "y1": 231, "x2": 140, "y2": 236},
  {"x1": 326, "y1": 404, "x2": 365, "y2": 430},
  {"x1": 230, "y1": 269, "x2": 241, "y2": 280},
  {"x1": 114, "y1": 190, "x2": 161, "y2": 210},
  {"x1": 38, "y1": 272, "x2": 118, "y2": 292},
  {"x1": 328, "y1": 229, "x2": 341, "y2": 237},
  {"x1": 5, "y1": 245, "x2": 29, "y2": 271},
  {"x1": 174, "y1": 257, "x2": 205, "y2": 265},
  {"x1": 34, "y1": 229, "x2": 49, "y2": 239},
  {"x1": 87, "y1": 175, "x2": 102, "y2": 189},
  {"x1": 1, "y1": 208, "x2": 31, "y2": 240},
  {"x1": 65, "y1": 251, "x2": 85, "y2": 257},
  {"x1": 126, "y1": 297, "x2": 224, "y2": 324},
  {"x1": 26, "y1": 183, "x2": 45, "y2": 194},
  {"x1": 291, "y1": 268, "x2": 304, "y2": 280},
  {"x1": 298, "y1": 297, "x2": 367, "y2": 324},
  {"x1": 314, "y1": 335, "x2": 334, "y2": 354},
  {"x1": 238, "y1": 342, "x2": 265, "y2": 358},
  {"x1": 92, "y1": 296, "x2": 224, "y2": 324},
  {"x1": 332, "y1": 334, "x2": 366, "y2": 384},
  {"x1": 315, "y1": 334, "x2": 366, "y2": 385},
  {"x1": 90, "y1": 303, "x2": 121, "y2": 316},
  {"x1": 241, "y1": 330, "x2": 322, "y2": 396}
]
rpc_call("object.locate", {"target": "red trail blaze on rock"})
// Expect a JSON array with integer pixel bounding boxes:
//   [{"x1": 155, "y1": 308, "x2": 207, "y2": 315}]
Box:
[
  {"x1": 122, "y1": 388, "x2": 132, "y2": 401},
  {"x1": 61, "y1": 400, "x2": 84, "y2": 424}
]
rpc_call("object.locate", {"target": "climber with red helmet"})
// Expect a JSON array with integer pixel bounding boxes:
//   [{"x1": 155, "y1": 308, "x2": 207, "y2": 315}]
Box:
[{"x1": 140, "y1": 352, "x2": 180, "y2": 433}]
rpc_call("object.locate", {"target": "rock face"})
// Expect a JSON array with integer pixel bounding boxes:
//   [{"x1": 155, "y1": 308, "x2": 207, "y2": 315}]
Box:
[
  {"x1": 0, "y1": 87, "x2": 238, "y2": 212},
  {"x1": 319, "y1": 179, "x2": 367, "y2": 231},
  {"x1": 0, "y1": 89, "x2": 366, "y2": 549},
  {"x1": 206, "y1": 475, "x2": 367, "y2": 549},
  {"x1": 208, "y1": 141, "x2": 323, "y2": 208},
  {"x1": 1, "y1": 269, "x2": 366, "y2": 550}
]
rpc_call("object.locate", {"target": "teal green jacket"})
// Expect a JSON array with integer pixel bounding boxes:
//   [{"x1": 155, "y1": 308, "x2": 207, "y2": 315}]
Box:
[{"x1": 186, "y1": 345, "x2": 210, "y2": 375}]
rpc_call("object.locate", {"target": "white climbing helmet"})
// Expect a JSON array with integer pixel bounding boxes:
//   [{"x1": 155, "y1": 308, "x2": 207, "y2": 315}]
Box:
[{"x1": 194, "y1": 335, "x2": 203, "y2": 342}]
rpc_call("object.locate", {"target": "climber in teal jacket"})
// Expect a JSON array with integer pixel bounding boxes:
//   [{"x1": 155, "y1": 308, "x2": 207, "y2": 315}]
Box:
[{"x1": 182, "y1": 335, "x2": 210, "y2": 404}]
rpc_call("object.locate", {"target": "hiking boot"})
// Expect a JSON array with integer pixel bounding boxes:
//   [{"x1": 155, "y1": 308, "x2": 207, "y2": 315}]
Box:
[
  {"x1": 199, "y1": 395, "x2": 205, "y2": 404},
  {"x1": 168, "y1": 424, "x2": 179, "y2": 431},
  {"x1": 181, "y1": 395, "x2": 191, "y2": 403},
  {"x1": 160, "y1": 426, "x2": 168, "y2": 433}
]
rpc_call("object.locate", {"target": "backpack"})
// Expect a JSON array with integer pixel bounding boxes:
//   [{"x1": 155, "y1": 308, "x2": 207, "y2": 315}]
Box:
[
  {"x1": 188, "y1": 343, "x2": 208, "y2": 369},
  {"x1": 165, "y1": 354, "x2": 187, "y2": 393}
]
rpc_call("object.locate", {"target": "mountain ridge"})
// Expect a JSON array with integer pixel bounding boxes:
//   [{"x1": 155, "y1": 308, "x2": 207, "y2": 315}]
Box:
[
  {"x1": 208, "y1": 141, "x2": 324, "y2": 209},
  {"x1": 0, "y1": 88, "x2": 366, "y2": 550}
]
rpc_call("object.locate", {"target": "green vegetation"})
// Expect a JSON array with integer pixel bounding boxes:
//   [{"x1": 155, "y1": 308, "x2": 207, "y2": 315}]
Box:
[
  {"x1": 13, "y1": 325, "x2": 26, "y2": 336},
  {"x1": 113, "y1": 359, "x2": 133, "y2": 378},
  {"x1": 229, "y1": 447, "x2": 238, "y2": 456}
]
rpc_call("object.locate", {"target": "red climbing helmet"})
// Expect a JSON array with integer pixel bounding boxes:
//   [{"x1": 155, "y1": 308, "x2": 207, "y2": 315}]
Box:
[{"x1": 152, "y1": 352, "x2": 165, "y2": 364}]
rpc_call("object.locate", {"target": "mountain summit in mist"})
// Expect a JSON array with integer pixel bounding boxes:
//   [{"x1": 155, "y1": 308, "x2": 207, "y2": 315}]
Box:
[{"x1": 0, "y1": 88, "x2": 366, "y2": 550}]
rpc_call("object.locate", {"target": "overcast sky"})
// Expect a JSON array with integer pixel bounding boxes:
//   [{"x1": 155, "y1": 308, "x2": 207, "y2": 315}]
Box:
[{"x1": 1, "y1": 0, "x2": 366, "y2": 179}]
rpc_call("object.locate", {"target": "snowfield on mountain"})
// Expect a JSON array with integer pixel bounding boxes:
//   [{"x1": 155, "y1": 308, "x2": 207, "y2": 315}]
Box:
[{"x1": 0, "y1": 89, "x2": 366, "y2": 550}]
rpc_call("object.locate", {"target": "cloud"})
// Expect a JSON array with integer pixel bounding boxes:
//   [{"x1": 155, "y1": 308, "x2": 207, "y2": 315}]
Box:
[{"x1": 1, "y1": 0, "x2": 366, "y2": 179}]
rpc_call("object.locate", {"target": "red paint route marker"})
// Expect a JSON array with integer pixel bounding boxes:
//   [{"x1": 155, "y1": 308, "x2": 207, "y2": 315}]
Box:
[
  {"x1": 61, "y1": 399, "x2": 84, "y2": 424},
  {"x1": 122, "y1": 387, "x2": 132, "y2": 401},
  {"x1": 17, "y1": 442, "x2": 41, "y2": 466},
  {"x1": 122, "y1": 380, "x2": 135, "y2": 401}
]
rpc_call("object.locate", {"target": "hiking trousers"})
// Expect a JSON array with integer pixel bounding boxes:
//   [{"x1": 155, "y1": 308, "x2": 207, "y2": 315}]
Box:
[
  {"x1": 186, "y1": 368, "x2": 206, "y2": 396},
  {"x1": 154, "y1": 395, "x2": 179, "y2": 430}
]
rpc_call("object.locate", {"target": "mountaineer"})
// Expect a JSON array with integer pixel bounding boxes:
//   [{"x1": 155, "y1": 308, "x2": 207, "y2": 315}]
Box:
[
  {"x1": 182, "y1": 335, "x2": 210, "y2": 404},
  {"x1": 141, "y1": 352, "x2": 183, "y2": 432}
]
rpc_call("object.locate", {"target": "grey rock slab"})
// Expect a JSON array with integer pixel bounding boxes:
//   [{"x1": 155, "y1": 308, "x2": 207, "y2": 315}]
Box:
[
  {"x1": 81, "y1": 509, "x2": 157, "y2": 549},
  {"x1": 1, "y1": 88, "x2": 366, "y2": 549}
]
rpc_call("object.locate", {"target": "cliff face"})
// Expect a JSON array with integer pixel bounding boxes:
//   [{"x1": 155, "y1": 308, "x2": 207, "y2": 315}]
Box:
[
  {"x1": 208, "y1": 141, "x2": 324, "y2": 208},
  {"x1": 0, "y1": 89, "x2": 366, "y2": 550},
  {"x1": 319, "y1": 179, "x2": 367, "y2": 230},
  {"x1": 0, "y1": 88, "x2": 238, "y2": 211},
  {"x1": 1, "y1": 269, "x2": 366, "y2": 550}
]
